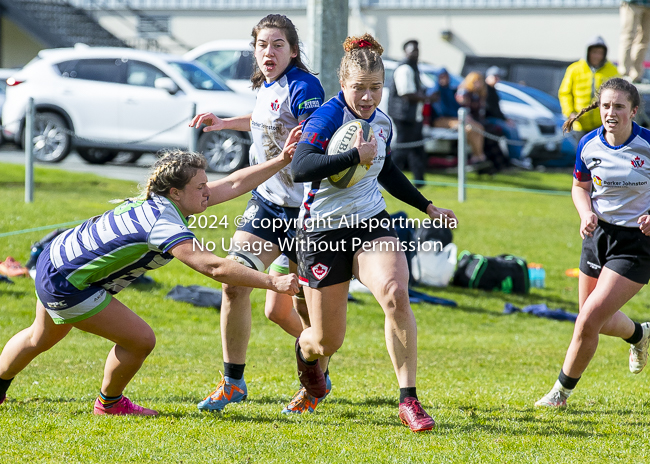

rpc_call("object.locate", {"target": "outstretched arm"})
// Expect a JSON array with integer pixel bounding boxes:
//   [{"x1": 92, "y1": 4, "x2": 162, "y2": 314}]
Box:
[
  {"x1": 189, "y1": 112, "x2": 253, "y2": 132},
  {"x1": 206, "y1": 126, "x2": 302, "y2": 206},
  {"x1": 170, "y1": 240, "x2": 299, "y2": 295}
]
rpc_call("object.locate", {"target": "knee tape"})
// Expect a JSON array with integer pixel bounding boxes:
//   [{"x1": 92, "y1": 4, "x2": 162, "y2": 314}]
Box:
[{"x1": 227, "y1": 251, "x2": 265, "y2": 272}]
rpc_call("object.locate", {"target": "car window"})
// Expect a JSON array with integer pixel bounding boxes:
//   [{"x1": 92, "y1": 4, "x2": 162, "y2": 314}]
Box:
[
  {"x1": 167, "y1": 60, "x2": 228, "y2": 91},
  {"x1": 127, "y1": 61, "x2": 166, "y2": 87},
  {"x1": 58, "y1": 59, "x2": 124, "y2": 83},
  {"x1": 196, "y1": 50, "x2": 254, "y2": 81},
  {"x1": 510, "y1": 64, "x2": 566, "y2": 97},
  {"x1": 496, "y1": 90, "x2": 527, "y2": 105},
  {"x1": 503, "y1": 82, "x2": 563, "y2": 114}
]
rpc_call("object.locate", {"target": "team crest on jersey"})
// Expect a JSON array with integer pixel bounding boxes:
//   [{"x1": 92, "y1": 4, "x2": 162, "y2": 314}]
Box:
[
  {"x1": 632, "y1": 156, "x2": 645, "y2": 168},
  {"x1": 271, "y1": 99, "x2": 280, "y2": 112},
  {"x1": 593, "y1": 175, "x2": 602, "y2": 186},
  {"x1": 376, "y1": 128, "x2": 387, "y2": 143},
  {"x1": 311, "y1": 263, "x2": 330, "y2": 281}
]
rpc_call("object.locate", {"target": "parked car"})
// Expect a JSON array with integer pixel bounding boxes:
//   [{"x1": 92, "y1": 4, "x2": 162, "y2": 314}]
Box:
[
  {"x1": 2, "y1": 45, "x2": 256, "y2": 173},
  {"x1": 184, "y1": 39, "x2": 256, "y2": 95},
  {"x1": 381, "y1": 59, "x2": 574, "y2": 165},
  {"x1": 0, "y1": 68, "x2": 20, "y2": 143},
  {"x1": 461, "y1": 56, "x2": 573, "y2": 97},
  {"x1": 381, "y1": 59, "x2": 463, "y2": 155},
  {"x1": 495, "y1": 81, "x2": 576, "y2": 166}
]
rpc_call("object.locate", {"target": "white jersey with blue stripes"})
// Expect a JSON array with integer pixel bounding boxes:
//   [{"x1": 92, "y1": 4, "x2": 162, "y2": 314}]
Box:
[
  {"x1": 250, "y1": 66, "x2": 324, "y2": 208},
  {"x1": 298, "y1": 91, "x2": 393, "y2": 231},
  {"x1": 48, "y1": 194, "x2": 195, "y2": 294},
  {"x1": 574, "y1": 122, "x2": 650, "y2": 227}
]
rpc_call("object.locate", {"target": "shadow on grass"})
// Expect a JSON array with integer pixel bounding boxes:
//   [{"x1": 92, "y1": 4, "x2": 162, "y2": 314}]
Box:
[
  {"x1": 413, "y1": 285, "x2": 577, "y2": 315},
  {"x1": 0, "y1": 289, "x2": 31, "y2": 298},
  {"x1": 432, "y1": 403, "x2": 650, "y2": 438}
]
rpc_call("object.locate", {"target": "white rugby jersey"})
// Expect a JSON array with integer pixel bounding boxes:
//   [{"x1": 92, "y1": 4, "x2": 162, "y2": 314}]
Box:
[
  {"x1": 298, "y1": 91, "x2": 393, "y2": 231},
  {"x1": 48, "y1": 194, "x2": 195, "y2": 294},
  {"x1": 574, "y1": 122, "x2": 650, "y2": 227},
  {"x1": 250, "y1": 66, "x2": 324, "y2": 207}
]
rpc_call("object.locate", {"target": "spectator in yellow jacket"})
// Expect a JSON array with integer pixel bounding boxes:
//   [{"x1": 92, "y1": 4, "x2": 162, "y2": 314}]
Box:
[{"x1": 559, "y1": 36, "x2": 619, "y2": 133}]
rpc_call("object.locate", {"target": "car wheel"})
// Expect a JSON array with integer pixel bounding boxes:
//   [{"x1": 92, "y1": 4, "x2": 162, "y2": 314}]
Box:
[
  {"x1": 198, "y1": 130, "x2": 249, "y2": 174},
  {"x1": 77, "y1": 147, "x2": 119, "y2": 164},
  {"x1": 29, "y1": 112, "x2": 72, "y2": 163}
]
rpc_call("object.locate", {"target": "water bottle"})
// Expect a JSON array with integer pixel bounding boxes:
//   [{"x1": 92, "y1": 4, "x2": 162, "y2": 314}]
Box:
[
  {"x1": 538, "y1": 266, "x2": 546, "y2": 289},
  {"x1": 528, "y1": 263, "x2": 545, "y2": 289}
]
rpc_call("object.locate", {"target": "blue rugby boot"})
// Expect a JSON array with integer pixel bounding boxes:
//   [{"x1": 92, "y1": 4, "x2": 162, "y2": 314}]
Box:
[{"x1": 198, "y1": 373, "x2": 247, "y2": 412}]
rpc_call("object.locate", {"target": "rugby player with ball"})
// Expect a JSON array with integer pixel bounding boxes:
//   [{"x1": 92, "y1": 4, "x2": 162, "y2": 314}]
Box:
[{"x1": 291, "y1": 33, "x2": 457, "y2": 432}]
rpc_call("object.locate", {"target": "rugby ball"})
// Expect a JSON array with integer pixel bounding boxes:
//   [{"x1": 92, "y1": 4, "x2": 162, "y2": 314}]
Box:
[{"x1": 326, "y1": 119, "x2": 373, "y2": 189}]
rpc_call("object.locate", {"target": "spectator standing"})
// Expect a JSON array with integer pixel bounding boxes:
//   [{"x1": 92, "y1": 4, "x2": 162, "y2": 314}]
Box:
[
  {"x1": 559, "y1": 36, "x2": 619, "y2": 137},
  {"x1": 484, "y1": 66, "x2": 522, "y2": 160},
  {"x1": 618, "y1": 0, "x2": 650, "y2": 83},
  {"x1": 388, "y1": 40, "x2": 428, "y2": 185}
]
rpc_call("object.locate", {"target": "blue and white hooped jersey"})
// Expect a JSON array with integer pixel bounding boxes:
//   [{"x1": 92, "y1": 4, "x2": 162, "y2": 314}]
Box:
[
  {"x1": 574, "y1": 122, "x2": 650, "y2": 227},
  {"x1": 48, "y1": 194, "x2": 195, "y2": 294},
  {"x1": 298, "y1": 91, "x2": 393, "y2": 231},
  {"x1": 250, "y1": 66, "x2": 324, "y2": 208}
]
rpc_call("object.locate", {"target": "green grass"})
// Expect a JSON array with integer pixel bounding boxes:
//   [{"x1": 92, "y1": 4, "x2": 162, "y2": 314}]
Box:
[{"x1": 1, "y1": 163, "x2": 649, "y2": 463}]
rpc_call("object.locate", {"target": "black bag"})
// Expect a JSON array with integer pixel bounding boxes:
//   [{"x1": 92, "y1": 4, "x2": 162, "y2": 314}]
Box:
[
  {"x1": 414, "y1": 223, "x2": 453, "y2": 248},
  {"x1": 452, "y1": 251, "x2": 529, "y2": 294}
]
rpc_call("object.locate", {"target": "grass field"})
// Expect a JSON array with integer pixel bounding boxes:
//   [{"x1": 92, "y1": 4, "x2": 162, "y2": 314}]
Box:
[{"x1": 1, "y1": 162, "x2": 649, "y2": 463}]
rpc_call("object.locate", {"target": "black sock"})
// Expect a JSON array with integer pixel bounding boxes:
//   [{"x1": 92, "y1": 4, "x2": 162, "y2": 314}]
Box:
[
  {"x1": 224, "y1": 362, "x2": 245, "y2": 380},
  {"x1": 400, "y1": 387, "x2": 417, "y2": 403},
  {"x1": 0, "y1": 376, "x2": 13, "y2": 397},
  {"x1": 558, "y1": 370, "x2": 580, "y2": 390},
  {"x1": 625, "y1": 322, "x2": 644, "y2": 345}
]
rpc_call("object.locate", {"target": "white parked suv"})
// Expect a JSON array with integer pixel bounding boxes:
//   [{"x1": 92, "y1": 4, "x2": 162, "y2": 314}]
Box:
[
  {"x1": 184, "y1": 40, "x2": 256, "y2": 95},
  {"x1": 2, "y1": 45, "x2": 256, "y2": 172}
]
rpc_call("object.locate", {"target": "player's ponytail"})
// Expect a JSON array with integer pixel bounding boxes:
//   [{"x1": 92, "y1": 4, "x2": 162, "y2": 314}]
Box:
[
  {"x1": 339, "y1": 33, "x2": 384, "y2": 83},
  {"x1": 563, "y1": 77, "x2": 641, "y2": 133},
  {"x1": 563, "y1": 102, "x2": 599, "y2": 133}
]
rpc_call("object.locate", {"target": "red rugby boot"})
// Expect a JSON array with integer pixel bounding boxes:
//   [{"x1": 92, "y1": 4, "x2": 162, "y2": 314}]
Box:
[
  {"x1": 295, "y1": 338, "x2": 327, "y2": 398},
  {"x1": 398, "y1": 397, "x2": 435, "y2": 432}
]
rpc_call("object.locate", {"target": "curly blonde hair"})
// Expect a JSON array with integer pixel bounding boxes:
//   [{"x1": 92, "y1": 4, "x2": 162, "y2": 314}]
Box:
[
  {"x1": 338, "y1": 33, "x2": 384, "y2": 83},
  {"x1": 141, "y1": 150, "x2": 207, "y2": 200}
]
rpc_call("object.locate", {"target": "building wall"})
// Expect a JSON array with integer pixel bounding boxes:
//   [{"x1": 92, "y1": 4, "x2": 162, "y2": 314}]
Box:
[
  {"x1": 98, "y1": 8, "x2": 620, "y2": 73},
  {"x1": 1, "y1": 17, "x2": 46, "y2": 68},
  {"x1": 371, "y1": 8, "x2": 619, "y2": 72}
]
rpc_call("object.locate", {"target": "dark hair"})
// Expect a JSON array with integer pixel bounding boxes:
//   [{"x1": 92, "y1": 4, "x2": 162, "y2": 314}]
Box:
[
  {"x1": 142, "y1": 150, "x2": 207, "y2": 199},
  {"x1": 403, "y1": 39, "x2": 418, "y2": 51},
  {"x1": 338, "y1": 33, "x2": 385, "y2": 83},
  {"x1": 250, "y1": 14, "x2": 313, "y2": 90},
  {"x1": 563, "y1": 77, "x2": 641, "y2": 133}
]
